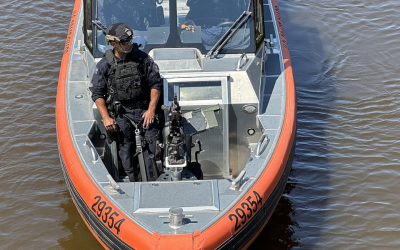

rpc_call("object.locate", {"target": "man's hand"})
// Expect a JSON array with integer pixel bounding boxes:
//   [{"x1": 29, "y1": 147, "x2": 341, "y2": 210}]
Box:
[
  {"x1": 142, "y1": 88, "x2": 161, "y2": 128},
  {"x1": 94, "y1": 98, "x2": 117, "y2": 132},
  {"x1": 142, "y1": 109, "x2": 155, "y2": 128},
  {"x1": 103, "y1": 116, "x2": 117, "y2": 133}
]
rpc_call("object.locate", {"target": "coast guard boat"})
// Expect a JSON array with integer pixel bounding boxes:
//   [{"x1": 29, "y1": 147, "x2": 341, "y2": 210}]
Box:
[{"x1": 57, "y1": 0, "x2": 296, "y2": 249}]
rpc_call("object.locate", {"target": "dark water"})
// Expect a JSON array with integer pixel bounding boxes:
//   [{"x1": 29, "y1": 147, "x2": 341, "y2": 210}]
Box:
[{"x1": 1, "y1": 0, "x2": 399, "y2": 249}]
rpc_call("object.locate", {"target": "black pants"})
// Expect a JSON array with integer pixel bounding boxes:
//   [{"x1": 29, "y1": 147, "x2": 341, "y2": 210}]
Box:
[{"x1": 116, "y1": 109, "x2": 159, "y2": 182}]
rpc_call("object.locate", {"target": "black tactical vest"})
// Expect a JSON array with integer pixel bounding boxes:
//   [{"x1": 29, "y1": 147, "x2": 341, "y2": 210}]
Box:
[{"x1": 105, "y1": 45, "x2": 148, "y2": 103}]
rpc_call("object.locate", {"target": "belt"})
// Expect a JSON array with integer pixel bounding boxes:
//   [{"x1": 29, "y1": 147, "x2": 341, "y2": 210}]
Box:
[{"x1": 121, "y1": 101, "x2": 148, "y2": 110}]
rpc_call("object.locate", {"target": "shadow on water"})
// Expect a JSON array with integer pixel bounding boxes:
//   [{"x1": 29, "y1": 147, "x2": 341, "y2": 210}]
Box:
[
  {"x1": 57, "y1": 189, "x2": 103, "y2": 249},
  {"x1": 249, "y1": 172, "x2": 301, "y2": 249},
  {"x1": 250, "y1": 0, "x2": 336, "y2": 249}
]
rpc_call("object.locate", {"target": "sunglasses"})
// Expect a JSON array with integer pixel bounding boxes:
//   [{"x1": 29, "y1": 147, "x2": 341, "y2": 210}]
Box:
[{"x1": 119, "y1": 37, "x2": 132, "y2": 46}]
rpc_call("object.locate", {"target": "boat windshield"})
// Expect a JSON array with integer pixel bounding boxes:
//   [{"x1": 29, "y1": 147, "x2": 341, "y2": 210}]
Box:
[{"x1": 93, "y1": 0, "x2": 254, "y2": 56}]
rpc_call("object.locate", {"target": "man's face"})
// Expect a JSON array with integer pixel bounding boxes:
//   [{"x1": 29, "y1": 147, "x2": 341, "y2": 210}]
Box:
[
  {"x1": 112, "y1": 37, "x2": 132, "y2": 53},
  {"x1": 119, "y1": 41, "x2": 132, "y2": 51},
  {"x1": 120, "y1": 36, "x2": 132, "y2": 46}
]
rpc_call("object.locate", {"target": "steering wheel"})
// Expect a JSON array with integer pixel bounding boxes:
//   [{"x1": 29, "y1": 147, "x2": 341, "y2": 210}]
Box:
[
  {"x1": 188, "y1": 17, "x2": 230, "y2": 28},
  {"x1": 217, "y1": 21, "x2": 234, "y2": 28}
]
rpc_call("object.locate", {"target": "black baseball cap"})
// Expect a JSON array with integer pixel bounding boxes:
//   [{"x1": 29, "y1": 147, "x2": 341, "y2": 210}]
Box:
[{"x1": 105, "y1": 23, "x2": 133, "y2": 45}]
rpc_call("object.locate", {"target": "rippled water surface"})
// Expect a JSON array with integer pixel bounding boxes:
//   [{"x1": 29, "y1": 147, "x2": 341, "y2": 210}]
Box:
[{"x1": 1, "y1": 0, "x2": 399, "y2": 249}]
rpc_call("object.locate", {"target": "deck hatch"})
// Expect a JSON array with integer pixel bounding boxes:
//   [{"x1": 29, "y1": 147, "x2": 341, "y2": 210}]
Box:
[{"x1": 133, "y1": 180, "x2": 219, "y2": 213}]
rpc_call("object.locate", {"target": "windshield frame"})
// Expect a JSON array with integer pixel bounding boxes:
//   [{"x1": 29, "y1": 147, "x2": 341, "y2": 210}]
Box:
[{"x1": 87, "y1": 0, "x2": 259, "y2": 57}]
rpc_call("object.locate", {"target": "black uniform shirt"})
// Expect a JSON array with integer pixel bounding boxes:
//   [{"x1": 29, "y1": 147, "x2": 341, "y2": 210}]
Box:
[{"x1": 91, "y1": 48, "x2": 163, "y2": 103}]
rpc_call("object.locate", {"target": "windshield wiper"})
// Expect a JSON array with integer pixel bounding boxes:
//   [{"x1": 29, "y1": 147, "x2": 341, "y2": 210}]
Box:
[
  {"x1": 92, "y1": 20, "x2": 108, "y2": 35},
  {"x1": 206, "y1": 11, "x2": 252, "y2": 59}
]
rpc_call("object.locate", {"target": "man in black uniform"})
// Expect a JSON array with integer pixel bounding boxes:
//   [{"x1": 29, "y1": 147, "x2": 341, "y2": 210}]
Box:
[{"x1": 91, "y1": 23, "x2": 162, "y2": 182}]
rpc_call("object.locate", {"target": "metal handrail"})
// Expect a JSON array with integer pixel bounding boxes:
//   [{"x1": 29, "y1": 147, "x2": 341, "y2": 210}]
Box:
[
  {"x1": 84, "y1": 139, "x2": 99, "y2": 163},
  {"x1": 255, "y1": 133, "x2": 268, "y2": 158},
  {"x1": 236, "y1": 53, "x2": 248, "y2": 70}
]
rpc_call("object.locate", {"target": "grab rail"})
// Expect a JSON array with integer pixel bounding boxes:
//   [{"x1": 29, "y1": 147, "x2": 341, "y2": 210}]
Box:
[
  {"x1": 236, "y1": 53, "x2": 248, "y2": 70},
  {"x1": 255, "y1": 133, "x2": 268, "y2": 158},
  {"x1": 84, "y1": 139, "x2": 99, "y2": 163}
]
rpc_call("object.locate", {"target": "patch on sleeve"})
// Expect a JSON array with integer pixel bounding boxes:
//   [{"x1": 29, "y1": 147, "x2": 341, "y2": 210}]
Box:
[
  {"x1": 148, "y1": 57, "x2": 159, "y2": 73},
  {"x1": 94, "y1": 67, "x2": 99, "y2": 75},
  {"x1": 152, "y1": 63, "x2": 159, "y2": 72}
]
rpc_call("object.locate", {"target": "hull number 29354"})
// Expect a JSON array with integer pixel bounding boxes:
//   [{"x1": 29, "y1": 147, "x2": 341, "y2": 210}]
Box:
[
  {"x1": 91, "y1": 196, "x2": 125, "y2": 235},
  {"x1": 229, "y1": 190, "x2": 263, "y2": 231}
]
